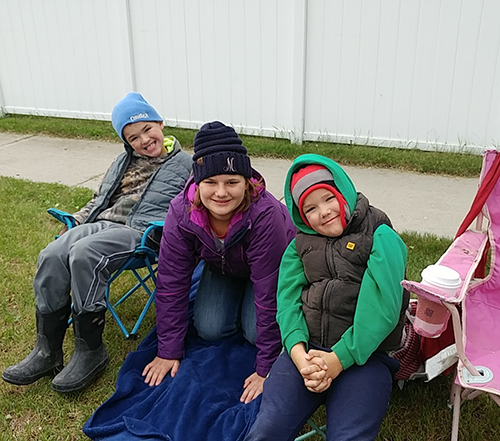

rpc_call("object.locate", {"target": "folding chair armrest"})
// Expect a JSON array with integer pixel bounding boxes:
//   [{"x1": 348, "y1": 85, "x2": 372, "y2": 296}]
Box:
[
  {"x1": 140, "y1": 221, "x2": 164, "y2": 247},
  {"x1": 401, "y1": 280, "x2": 460, "y2": 304},
  {"x1": 402, "y1": 229, "x2": 488, "y2": 304},
  {"x1": 47, "y1": 208, "x2": 77, "y2": 229},
  {"x1": 148, "y1": 220, "x2": 164, "y2": 229}
]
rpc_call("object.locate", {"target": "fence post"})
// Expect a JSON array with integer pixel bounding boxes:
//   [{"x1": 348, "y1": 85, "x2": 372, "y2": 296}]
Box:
[
  {"x1": 291, "y1": 0, "x2": 308, "y2": 145},
  {"x1": 126, "y1": 0, "x2": 137, "y2": 92},
  {"x1": 0, "y1": 71, "x2": 5, "y2": 117}
]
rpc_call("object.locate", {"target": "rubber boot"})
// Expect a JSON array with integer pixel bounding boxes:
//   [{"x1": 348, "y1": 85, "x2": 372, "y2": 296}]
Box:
[
  {"x1": 2, "y1": 304, "x2": 71, "y2": 385},
  {"x1": 51, "y1": 310, "x2": 109, "y2": 393}
]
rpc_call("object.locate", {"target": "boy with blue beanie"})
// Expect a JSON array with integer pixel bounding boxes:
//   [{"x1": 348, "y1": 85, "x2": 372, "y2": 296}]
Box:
[{"x1": 2, "y1": 92, "x2": 192, "y2": 393}]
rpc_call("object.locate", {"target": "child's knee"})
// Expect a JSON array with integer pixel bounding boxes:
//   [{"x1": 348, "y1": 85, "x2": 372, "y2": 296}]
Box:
[
  {"x1": 246, "y1": 415, "x2": 282, "y2": 441},
  {"x1": 194, "y1": 325, "x2": 223, "y2": 341},
  {"x1": 193, "y1": 317, "x2": 232, "y2": 341}
]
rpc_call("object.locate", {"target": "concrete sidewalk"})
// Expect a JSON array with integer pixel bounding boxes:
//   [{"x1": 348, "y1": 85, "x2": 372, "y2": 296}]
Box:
[{"x1": 0, "y1": 133, "x2": 478, "y2": 239}]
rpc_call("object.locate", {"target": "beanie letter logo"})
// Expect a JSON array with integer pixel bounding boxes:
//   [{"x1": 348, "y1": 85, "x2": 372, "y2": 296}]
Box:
[
  {"x1": 346, "y1": 242, "x2": 356, "y2": 250},
  {"x1": 223, "y1": 157, "x2": 236, "y2": 173},
  {"x1": 130, "y1": 112, "x2": 149, "y2": 122}
]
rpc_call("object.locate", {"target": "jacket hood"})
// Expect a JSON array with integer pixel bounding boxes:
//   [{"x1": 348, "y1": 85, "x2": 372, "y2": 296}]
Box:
[{"x1": 284, "y1": 154, "x2": 357, "y2": 234}]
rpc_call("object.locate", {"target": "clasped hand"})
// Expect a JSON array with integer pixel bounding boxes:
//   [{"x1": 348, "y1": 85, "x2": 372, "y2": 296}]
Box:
[{"x1": 291, "y1": 344, "x2": 343, "y2": 393}]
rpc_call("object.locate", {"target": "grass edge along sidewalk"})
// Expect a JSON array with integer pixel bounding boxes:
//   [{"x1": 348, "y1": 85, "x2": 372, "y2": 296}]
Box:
[{"x1": 0, "y1": 114, "x2": 483, "y2": 178}]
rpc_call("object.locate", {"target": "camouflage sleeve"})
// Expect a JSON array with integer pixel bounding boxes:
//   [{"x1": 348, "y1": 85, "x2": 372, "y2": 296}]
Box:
[{"x1": 72, "y1": 191, "x2": 98, "y2": 225}]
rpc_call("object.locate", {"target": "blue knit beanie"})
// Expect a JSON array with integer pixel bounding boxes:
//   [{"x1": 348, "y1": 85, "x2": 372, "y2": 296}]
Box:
[
  {"x1": 192, "y1": 121, "x2": 252, "y2": 184},
  {"x1": 111, "y1": 92, "x2": 163, "y2": 143}
]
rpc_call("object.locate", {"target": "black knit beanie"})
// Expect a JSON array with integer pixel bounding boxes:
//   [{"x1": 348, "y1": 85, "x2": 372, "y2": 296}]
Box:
[{"x1": 192, "y1": 121, "x2": 252, "y2": 184}]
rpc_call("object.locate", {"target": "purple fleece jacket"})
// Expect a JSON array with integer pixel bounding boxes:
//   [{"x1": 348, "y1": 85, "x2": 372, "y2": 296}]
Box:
[{"x1": 155, "y1": 173, "x2": 296, "y2": 377}]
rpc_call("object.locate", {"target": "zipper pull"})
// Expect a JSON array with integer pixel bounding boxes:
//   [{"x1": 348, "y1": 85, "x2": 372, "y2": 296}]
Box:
[{"x1": 221, "y1": 255, "x2": 226, "y2": 275}]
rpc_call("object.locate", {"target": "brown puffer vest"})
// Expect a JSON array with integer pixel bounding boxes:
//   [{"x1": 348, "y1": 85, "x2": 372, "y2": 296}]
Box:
[{"x1": 295, "y1": 193, "x2": 409, "y2": 351}]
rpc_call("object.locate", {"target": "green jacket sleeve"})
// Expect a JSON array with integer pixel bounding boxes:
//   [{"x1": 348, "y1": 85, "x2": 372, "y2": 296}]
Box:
[
  {"x1": 276, "y1": 239, "x2": 310, "y2": 353},
  {"x1": 332, "y1": 224, "x2": 407, "y2": 369}
]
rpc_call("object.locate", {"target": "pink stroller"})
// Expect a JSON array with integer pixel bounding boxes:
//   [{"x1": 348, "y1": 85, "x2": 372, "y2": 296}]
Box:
[{"x1": 402, "y1": 149, "x2": 500, "y2": 441}]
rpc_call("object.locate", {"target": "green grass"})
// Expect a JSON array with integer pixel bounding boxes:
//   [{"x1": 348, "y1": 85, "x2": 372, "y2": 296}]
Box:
[
  {"x1": 1, "y1": 177, "x2": 499, "y2": 440},
  {"x1": 0, "y1": 177, "x2": 155, "y2": 440},
  {"x1": 0, "y1": 114, "x2": 496, "y2": 439},
  {"x1": 0, "y1": 114, "x2": 483, "y2": 178}
]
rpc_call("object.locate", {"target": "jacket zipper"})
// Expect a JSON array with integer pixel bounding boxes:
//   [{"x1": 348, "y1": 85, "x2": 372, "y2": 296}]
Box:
[
  {"x1": 178, "y1": 225, "x2": 232, "y2": 275},
  {"x1": 322, "y1": 239, "x2": 336, "y2": 346},
  {"x1": 221, "y1": 254, "x2": 226, "y2": 275}
]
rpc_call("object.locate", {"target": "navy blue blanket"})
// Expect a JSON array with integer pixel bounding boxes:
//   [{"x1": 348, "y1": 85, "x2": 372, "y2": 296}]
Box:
[{"x1": 84, "y1": 266, "x2": 261, "y2": 440}]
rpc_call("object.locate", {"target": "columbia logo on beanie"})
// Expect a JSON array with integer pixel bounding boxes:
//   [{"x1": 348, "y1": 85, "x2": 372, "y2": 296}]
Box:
[
  {"x1": 192, "y1": 121, "x2": 252, "y2": 184},
  {"x1": 111, "y1": 92, "x2": 163, "y2": 143},
  {"x1": 130, "y1": 112, "x2": 149, "y2": 122}
]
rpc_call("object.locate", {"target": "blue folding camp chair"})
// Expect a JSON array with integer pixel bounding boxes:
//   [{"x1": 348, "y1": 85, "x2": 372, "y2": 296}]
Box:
[{"x1": 47, "y1": 208, "x2": 162, "y2": 340}]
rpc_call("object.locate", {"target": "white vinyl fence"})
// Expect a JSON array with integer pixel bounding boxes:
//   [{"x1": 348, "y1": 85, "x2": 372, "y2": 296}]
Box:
[{"x1": 1, "y1": 0, "x2": 499, "y2": 153}]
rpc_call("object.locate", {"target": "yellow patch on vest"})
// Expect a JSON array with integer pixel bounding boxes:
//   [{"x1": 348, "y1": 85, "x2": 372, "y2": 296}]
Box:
[{"x1": 346, "y1": 242, "x2": 356, "y2": 250}]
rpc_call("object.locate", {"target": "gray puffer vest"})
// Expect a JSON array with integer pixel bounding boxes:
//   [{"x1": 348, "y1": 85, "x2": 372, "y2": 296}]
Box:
[
  {"x1": 84, "y1": 138, "x2": 192, "y2": 233},
  {"x1": 296, "y1": 193, "x2": 409, "y2": 351}
]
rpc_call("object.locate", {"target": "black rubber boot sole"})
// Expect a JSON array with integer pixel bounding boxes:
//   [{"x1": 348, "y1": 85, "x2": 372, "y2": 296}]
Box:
[{"x1": 2, "y1": 364, "x2": 63, "y2": 386}]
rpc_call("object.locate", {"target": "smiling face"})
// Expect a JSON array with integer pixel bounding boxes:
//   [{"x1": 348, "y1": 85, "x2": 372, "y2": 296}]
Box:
[
  {"x1": 302, "y1": 188, "x2": 345, "y2": 237},
  {"x1": 198, "y1": 174, "x2": 248, "y2": 222},
  {"x1": 122, "y1": 120, "x2": 165, "y2": 157}
]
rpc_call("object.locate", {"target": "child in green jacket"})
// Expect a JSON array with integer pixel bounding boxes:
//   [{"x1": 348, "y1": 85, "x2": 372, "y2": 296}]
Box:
[{"x1": 245, "y1": 154, "x2": 408, "y2": 441}]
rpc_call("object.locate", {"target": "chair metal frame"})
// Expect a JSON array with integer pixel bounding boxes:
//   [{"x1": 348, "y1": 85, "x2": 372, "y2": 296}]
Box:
[
  {"x1": 105, "y1": 221, "x2": 162, "y2": 339},
  {"x1": 295, "y1": 417, "x2": 326, "y2": 440},
  {"x1": 47, "y1": 208, "x2": 162, "y2": 340}
]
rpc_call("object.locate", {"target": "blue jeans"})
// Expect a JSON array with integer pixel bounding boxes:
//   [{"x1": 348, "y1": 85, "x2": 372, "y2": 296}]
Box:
[
  {"x1": 245, "y1": 350, "x2": 399, "y2": 441},
  {"x1": 193, "y1": 265, "x2": 257, "y2": 344}
]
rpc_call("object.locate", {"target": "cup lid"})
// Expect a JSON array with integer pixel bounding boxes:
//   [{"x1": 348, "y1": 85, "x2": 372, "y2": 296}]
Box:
[{"x1": 421, "y1": 264, "x2": 461, "y2": 289}]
